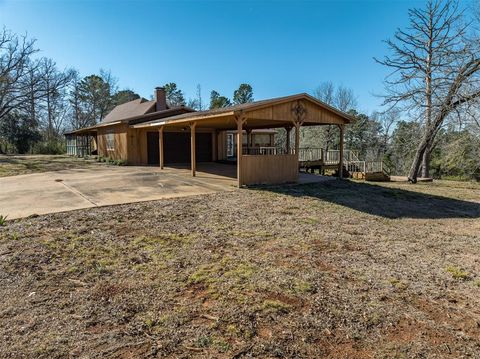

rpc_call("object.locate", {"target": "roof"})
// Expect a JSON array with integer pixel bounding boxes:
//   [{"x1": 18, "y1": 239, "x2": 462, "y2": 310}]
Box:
[
  {"x1": 101, "y1": 98, "x2": 156, "y2": 124},
  {"x1": 64, "y1": 102, "x2": 196, "y2": 135},
  {"x1": 132, "y1": 93, "x2": 353, "y2": 129},
  {"x1": 65, "y1": 93, "x2": 353, "y2": 135}
]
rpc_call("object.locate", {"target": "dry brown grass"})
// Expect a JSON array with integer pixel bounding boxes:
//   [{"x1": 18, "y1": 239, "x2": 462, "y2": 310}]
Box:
[
  {"x1": 0, "y1": 179, "x2": 479, "y2": 358},
  {"x1": 0, "y1": 155, "x2": 101, "y2": 177}
]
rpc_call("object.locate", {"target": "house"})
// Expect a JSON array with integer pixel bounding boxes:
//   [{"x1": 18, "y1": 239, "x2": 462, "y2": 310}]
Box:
[{"x1": 65, "y1": 87, "x2": 352, "y2": 186}]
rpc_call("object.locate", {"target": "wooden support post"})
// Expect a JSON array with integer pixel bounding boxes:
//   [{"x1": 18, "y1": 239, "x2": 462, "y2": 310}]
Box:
[
  {"x1": 159, "y1": 126, "x2": 164, "y2": 169},
  {"x1": 190, "y1": 122, "x2": 196, "y2": 177},
  {"x1": 212, "y1": 130, "x2": 218, "y2": 162},
  {"x1": 338, "y1": 124, "x2": 345, "y2": 179},
  {"x1": 294, "y1": 122, "x2": 301, "y2": 157},
  {"x1": 235, "y1": 113, "x2": 247, "y2": 187},
  {"x1": 285, "y1": 126, "x2": 292, "y2": 154}
]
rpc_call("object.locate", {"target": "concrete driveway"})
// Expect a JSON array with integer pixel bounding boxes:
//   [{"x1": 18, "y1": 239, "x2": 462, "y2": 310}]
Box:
[{"x1": 0, "y1": 164, "x2": 237, "y2": 219}]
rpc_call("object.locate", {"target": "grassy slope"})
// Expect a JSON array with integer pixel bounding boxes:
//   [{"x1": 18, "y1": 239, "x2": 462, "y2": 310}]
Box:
[{"x1": 0, "y1": 180, "x2": 479, "y2": 358}]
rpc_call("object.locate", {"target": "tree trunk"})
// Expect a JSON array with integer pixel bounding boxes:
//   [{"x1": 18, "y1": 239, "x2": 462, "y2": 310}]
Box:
[
  {"x1": 421, "y1": 149, "x2": 430, "y2": 178},
  {"x1": 408, "y1": 128, "x2": 436, "y2": 183},
  {"x1": 408, "y1": 142, "x2": 428, "y2": 183}
]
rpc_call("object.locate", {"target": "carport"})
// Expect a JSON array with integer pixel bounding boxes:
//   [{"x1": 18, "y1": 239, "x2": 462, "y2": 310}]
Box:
[{"x1": 132, "y1": 93, "x2": 352, "y2": 187}]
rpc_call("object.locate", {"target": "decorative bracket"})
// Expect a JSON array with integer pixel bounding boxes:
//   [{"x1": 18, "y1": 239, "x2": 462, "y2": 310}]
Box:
[
  {"x1": 234, "y1": 111, "x2": 248, "y2": 126},
  {"x1": 291, "y1": 100, "x2": 306, "y2": 127}
]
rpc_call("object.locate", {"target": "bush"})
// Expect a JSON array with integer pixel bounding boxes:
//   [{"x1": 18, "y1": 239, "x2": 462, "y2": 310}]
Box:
[
  {"x1": 32, "y1": 140, "x2": 66, "y2": 155},
  {"x1": 97, "y1": 156, "x2": 126, "y2": 165}
]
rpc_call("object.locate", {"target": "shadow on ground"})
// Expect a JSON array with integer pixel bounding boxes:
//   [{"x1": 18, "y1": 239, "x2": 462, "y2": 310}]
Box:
[{"x1": 264, "y1": 180, "x2": 480, "y2": 219}]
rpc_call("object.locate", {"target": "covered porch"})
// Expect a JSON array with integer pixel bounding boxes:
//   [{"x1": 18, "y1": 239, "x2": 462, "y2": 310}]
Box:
[
  {"x1": 132, "y1": 94, "x2": 352, "y2": 187},
  {"x1": 65, "y1": 130, "x2": 98, "y2": 157}
]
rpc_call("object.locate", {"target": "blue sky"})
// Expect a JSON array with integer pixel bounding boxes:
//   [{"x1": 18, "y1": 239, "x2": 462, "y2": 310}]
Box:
[{"x1": 0, "y1": 0, "x2": 425, "y2": 113}]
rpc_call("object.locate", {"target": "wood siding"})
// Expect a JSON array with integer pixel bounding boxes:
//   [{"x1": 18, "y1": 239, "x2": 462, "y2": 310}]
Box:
[
  {"x1": 240, "y1": 154, "x2": 298, "y2": 185},
  {"x1": 97, "y1": 124, "x2": 129, "y2": 161},
  {"x1": 246, "y1": 99, "x2": 346, "y2": 125}
]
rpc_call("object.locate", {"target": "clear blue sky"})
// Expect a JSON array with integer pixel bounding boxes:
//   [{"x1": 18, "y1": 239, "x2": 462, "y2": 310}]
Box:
[{"x1": 0, "y1": 0, "x2": 424, "y2": 113}]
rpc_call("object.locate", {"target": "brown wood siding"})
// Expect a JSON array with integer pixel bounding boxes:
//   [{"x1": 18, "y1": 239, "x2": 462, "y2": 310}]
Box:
[
  {"x1": 245, "y1": 100, "x2": 346, "y2": 125},
  {"x1": 240, "y1": 154, "x2": 298, "y2": 185},
  {"x1": 217, "y1": 131, "x2": 227, "y2": 160},
  {"x1": 96, "y1": 123, "x2": 129, "y2": 161}
]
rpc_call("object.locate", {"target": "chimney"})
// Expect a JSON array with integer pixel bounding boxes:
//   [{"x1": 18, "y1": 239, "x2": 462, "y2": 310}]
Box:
[{"x1": 155, "y1": 87, "x2": 167, "y2": 111}]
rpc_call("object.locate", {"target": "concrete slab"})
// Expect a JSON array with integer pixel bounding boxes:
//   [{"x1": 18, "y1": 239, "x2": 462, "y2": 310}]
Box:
[
  {"x1": 0, "y1": 164, "x2": 237, "y2": 219},
  {"x1": 0, "y1": 163, "x2": 334, "y2": 220}
]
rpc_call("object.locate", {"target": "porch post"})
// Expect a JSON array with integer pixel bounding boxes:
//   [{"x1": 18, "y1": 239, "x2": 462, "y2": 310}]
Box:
[
  {"x1": 294, "y1": 123, "x2": 301, "y2": 158},
  {"x1": 235, "y1": 113, "x2": 246, "y2": 187},
  {"x1": 338, "y1": 124, "x2": 345, "y2": 179},
  {"x1": 285, "y1": 126, "x2": 292, "y2": 153},
  {"x1": 159, "y1": 126, "x2": 164, "y2": 169},
  {"x1": 190, "y1": 122, "x2": 196, "y2": 177}
]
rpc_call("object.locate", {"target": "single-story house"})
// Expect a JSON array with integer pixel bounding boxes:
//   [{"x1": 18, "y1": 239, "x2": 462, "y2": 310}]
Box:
[{"x1": 65, "y1": 87, "x2": 352, "y2": 186}]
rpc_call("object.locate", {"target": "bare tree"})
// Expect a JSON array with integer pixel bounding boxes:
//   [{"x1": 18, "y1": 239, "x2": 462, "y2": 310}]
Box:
[
  {"x1": 376, "y1": 0, "x2": 480, "y2": 182},
  {"x1": 309, "y1": 82, "x2": 357, "y2": 150},
  {"x1": 187, "y1": 84, "x2": 204, "y2": 110},
  {"x1": 371, "y1": 108, "x2": 400, "y2": 153},
  {"x1": 0, "y1": 28, "x2": 38, "y2": 122},
  {"x1": 37, "y1": 58, "x2": 74, "y2": 139}
]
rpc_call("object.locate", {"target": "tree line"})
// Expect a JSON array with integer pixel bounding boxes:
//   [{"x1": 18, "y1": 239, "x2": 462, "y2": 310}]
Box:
[
  {"x1": 0, "y1": 26, "x2": 254, "y2": 154},
  {"x1": 300, "y1": 0, "x2": 480, "y2": 181},
  {"x1": 298, "y1": 80, "x2": 480, "y2": 181},
  {"x1": 0, "y1": 27, "x2": 143, "y2": 154}
]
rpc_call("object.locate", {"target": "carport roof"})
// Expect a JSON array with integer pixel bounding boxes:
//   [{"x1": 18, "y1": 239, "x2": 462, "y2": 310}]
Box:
[{"x1": 131, "y1": 93, "x2": 353, "y2": 130}]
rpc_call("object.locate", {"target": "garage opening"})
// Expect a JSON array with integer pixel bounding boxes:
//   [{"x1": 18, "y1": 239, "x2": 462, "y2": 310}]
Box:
[
  {"x1": 147, "y1": 132, "x2": 160, "y2": 165},
  {"x1": 163, "y1": 132, "x2": 212, "y2": 164}
]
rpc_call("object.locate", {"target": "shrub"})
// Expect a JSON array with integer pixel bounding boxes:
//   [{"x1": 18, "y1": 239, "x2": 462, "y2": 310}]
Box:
[{"x1": 32, "y1": 140, "x2": 66, "y2": 155}]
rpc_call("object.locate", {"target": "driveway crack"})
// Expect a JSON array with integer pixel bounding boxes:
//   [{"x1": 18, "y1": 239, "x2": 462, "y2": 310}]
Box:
[{"x1": 59, "y1": 181, "x2": 98, "y2": 206}]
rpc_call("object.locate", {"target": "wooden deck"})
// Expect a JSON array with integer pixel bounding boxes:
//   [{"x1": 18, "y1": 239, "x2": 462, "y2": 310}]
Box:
[{"x1": 299, "y1": 148, "x2": 391, "y2": 181}]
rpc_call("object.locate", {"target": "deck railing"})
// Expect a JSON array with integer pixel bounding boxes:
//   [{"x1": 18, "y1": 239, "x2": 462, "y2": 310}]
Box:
[
  {"x1": 346, "y1": 160, "x2": 391, "y2": 176},
  {"x1": 298, "y1": 148, "x2": 360, "y2": 164},
  {"x1": 298, "y1": 148, "x2": 390, "y2": 177}
]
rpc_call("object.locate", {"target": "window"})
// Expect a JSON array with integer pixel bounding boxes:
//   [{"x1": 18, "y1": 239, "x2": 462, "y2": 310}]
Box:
[{"x1": 106, "y1": 132, "x2": 115, "y2": 151}]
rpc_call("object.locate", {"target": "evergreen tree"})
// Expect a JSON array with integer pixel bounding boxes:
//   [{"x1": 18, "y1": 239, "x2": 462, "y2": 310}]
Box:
[
  {"x1": 164, "y1": 82, "x2": 186, "y2": 107},
  {"x1": 209, "y1": 90, "x2": 231, "y2": 109},
  {"x1": 111, "y1": 90, "x2": 140, "y2": 107},
  {"x1": 233, "y1": 83, "x2": 254, "y2": 105}
]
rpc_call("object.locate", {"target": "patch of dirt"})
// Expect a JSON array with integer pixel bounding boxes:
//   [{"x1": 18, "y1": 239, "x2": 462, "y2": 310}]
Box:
[{"x1": 0, "y1": 179, "x2": 479, "y2": 357}]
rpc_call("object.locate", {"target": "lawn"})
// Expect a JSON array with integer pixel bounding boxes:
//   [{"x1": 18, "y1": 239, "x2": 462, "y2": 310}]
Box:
[
  {"x1": 0, "y1": 179, "x2": 479, "y2": 358},
  {"x1": 0, "y1": 155, "x2": 101, "y2": 177}
]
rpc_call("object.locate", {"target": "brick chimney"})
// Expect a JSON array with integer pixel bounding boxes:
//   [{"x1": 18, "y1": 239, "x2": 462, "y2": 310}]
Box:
[{"x1": 155, "y1": 87, "x2": 167, "y2": 111}]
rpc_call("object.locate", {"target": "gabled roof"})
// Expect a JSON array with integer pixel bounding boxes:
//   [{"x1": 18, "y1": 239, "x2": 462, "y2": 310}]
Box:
[
  {"x1": 132, "y1": 93, "x2": 353, "y2": 129},
  {"x1": 64, "y1": 100, "x2": 196, "y2": 135},
  {"x1": 101, "y1": 98, "x2": 156, "y2": 124}
]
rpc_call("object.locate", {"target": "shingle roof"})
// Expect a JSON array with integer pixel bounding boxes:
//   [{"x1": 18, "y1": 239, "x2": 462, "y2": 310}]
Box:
[{"x1": 101, "y1": 98, "x2": 156, "y2": 124}]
